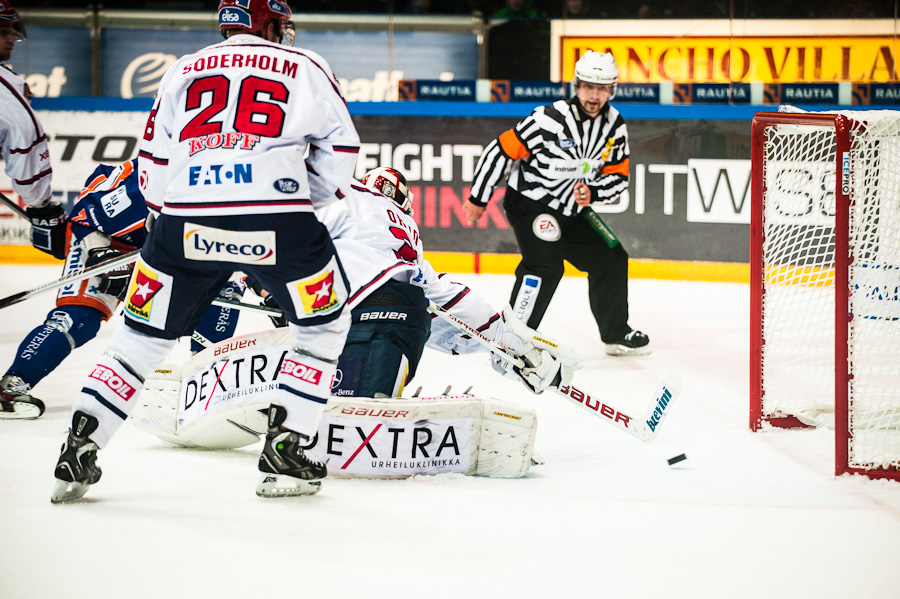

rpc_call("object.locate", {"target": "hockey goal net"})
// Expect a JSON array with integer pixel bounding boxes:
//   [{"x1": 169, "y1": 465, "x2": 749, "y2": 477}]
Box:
[{"x1": 750, "y1": 109, "x2": 900, "y2": 481}]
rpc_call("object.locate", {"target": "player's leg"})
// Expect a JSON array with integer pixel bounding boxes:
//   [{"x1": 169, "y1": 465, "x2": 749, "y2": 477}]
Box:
[
  {"x1": 334, "y1": 281, "x2": 430, "y2": 398},
  {"x1": 1, "y1": 305, "x2": 105, "y2": 419},
  {"x1": 503, "y1": 189, "x2": 565, "y2": 328},
  {"x1": 189, "y1": 280, "x2": 244, "y2": 352},
  {"x1": 52, "y1": 215, "x2": 232, "y2": 502},
  {"x1": 244, "y1": 212, "x2": 351, "y2": 496},
  {"x1": 563, "y1": 217, "x2": 649, "y2": 355}
]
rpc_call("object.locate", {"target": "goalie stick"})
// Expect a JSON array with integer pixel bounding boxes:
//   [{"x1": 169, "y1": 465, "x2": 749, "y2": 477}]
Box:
[
  {"x1": 0, "y1": 249, "x2": 140, "y2": 310},
  {"x1": 200, "y1": 297, "x2": 683, "y2": 442},
  {"x1": 426, "y1": 301, "x2": 682, "y2": 442}
]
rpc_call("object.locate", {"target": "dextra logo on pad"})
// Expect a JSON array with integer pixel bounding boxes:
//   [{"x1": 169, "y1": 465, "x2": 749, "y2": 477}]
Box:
[
  {"x1": 184, "y1": 225, "x2": 276, "y2": 265},
  {"x1": 280, "y1": 359, "x2": 323, "y2": 385},
  {"x1": 89, "y1": 365, "x2": 136, "y2": 401},
  {"x1": 188, "y1": 163, "x2": 252, "y2": 186}
]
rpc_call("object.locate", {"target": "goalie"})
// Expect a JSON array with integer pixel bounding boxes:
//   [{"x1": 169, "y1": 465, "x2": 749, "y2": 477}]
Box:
[
  {"x1": 135, "y1": 167, "x2": 585, "y2": 463},
  {"x1": 259, "y1": 166, "x2": 581, "y2": 398}
]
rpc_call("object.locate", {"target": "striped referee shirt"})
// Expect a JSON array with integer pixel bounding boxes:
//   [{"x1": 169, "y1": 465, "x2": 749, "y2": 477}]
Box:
[{"x1": 468, "y1": 96, "x2": 629, "y2": 217}]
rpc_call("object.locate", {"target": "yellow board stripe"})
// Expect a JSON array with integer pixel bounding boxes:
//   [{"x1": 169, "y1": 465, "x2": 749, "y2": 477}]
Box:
[{"x1": 0, "y1": 246, "x2": 752, "y2": 283}]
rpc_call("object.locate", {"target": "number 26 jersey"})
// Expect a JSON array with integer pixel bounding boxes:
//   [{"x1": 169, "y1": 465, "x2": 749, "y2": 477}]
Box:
[{"x1": 138, "y1": 33, "x2": 360, "y2": 218}]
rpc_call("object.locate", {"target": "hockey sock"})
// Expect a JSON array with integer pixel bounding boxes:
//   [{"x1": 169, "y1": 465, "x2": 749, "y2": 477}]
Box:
[
  {"x1": 190, "y1": 281, "x2": 243, "y2": 352},
  {"x1": 6, "y1": 305, "x2": 104, "y2": 387}
]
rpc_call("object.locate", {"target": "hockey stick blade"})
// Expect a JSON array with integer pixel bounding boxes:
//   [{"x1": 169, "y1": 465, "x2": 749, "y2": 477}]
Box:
[
  {"x1": 425, "y1": 300, "x2": 682, "y2": 442},
  {"x1": 0, "y1": 190, "x2": 29, "y2": 219},
  {"x1": 556, "y1": 374, "x2": 683, "y2": 442},
  {"x1": 0, "y1": 249, "x2": 140, "y2": 311}
]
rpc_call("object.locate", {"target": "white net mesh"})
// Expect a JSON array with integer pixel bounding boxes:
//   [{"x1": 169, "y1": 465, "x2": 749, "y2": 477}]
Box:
[{"x1": 760, "y1": 110, "x2": 900, "y2": 473}]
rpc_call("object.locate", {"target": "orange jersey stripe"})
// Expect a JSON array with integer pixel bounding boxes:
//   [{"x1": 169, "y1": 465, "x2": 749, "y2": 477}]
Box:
[
  {"x1": 499, "y1": 129, "x2": 530, "y2": 161},
  {"x1": 601, "y1": 158, "x2": 629, "y2": 177}
]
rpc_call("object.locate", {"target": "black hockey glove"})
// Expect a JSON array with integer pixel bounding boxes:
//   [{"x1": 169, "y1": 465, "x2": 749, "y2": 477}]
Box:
[
  {"x1": 26, "y1": 202, "x2": 67, "y2": 260},
  {"x1": 85, "y1": 248, "x2": 134, "y2": 301},
  {"x1": 262, "y1": 294, "x2": 288, "y2": 328}
]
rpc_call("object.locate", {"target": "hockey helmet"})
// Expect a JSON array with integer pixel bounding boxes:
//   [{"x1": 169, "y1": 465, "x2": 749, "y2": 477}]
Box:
[
  {"x1": 573, "y1": 50, "x2": 618, "y2": 98},
  {"x1": 362, "y1": 167, "x2": 414, "y2": 214},
  {"x1": 0, "y1": 1, "x2": 26, "y2": 41},
  {"x1": 218, "y1": 0, "x2": 294, "y2": 46}
]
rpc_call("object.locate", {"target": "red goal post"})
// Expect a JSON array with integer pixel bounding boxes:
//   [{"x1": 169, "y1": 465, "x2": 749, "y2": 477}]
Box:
[{"x1": 750, "y1": 109, "x2": 900, "y2": 481}]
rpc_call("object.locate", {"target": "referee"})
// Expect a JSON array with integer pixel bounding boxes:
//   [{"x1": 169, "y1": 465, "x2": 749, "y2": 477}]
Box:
[{"x1": 465, "y1": 50, "x2": 649, "y2": 356}]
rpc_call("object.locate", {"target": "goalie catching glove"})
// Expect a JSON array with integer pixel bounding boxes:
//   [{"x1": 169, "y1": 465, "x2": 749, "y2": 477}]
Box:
[
  {"x1": 491, "y1": 305, "x2": 586, "y2": 394},
  {"x1": 85, "y1": 248, "x2": 134, "y2": 300}
]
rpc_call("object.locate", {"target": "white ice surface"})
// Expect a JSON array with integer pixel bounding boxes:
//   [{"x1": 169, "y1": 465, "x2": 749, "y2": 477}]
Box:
[{"x1": 2, "y1": 266, "x2": 900, "y2": 599}]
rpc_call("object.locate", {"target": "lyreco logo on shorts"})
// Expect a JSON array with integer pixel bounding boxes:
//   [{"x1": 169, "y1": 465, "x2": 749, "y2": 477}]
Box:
[{"x1": 183, "y1": 225, "x2": 276, "y2": 265}]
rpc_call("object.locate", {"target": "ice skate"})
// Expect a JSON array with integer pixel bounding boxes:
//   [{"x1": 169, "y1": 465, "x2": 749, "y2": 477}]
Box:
[
  {"x1": 604, "y1": 330, "x2": 651, "y2": 356},
  {"x1": 256, "y1": 404, "x2": 326, "y2": 497},
  {"x1": 0, "y1": 374, "x2": 45, "y2": 419},
  {"x1": 51, "y1": 411, "x2": 102, "y2": 503}
]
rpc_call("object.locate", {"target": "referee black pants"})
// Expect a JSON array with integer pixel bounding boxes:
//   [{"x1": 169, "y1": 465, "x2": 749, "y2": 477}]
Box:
[{"x1": 503, "y1": 188, "x2": 631, "y2": 344}]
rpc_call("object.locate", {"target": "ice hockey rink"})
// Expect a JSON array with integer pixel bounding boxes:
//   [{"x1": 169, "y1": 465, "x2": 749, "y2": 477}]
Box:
[{"x1": 1, "y1": 265, "x2": 899, "y2": 599}]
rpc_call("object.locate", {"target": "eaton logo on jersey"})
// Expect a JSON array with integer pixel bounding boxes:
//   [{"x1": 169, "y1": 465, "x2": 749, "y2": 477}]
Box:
[
  {"x1": 183, "y1": 225, "x2": 276, "y2": 265},
  {"x1": 188, "y1": 163, "x2": 252, "y2": 186}
]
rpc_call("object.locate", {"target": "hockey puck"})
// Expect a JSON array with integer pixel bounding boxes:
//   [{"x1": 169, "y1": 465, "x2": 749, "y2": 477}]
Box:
[{"x1": 667, "y1": 453, "x2": 687, "y2": 466}]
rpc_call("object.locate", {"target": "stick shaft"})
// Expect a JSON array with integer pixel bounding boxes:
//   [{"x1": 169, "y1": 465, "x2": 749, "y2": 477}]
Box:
[
  {"x1": 0, "y1": 190, "x2": 29, "y2": 219},
  {"x1": 0, "y1": 249, "x2": 140, "y2": 310},
  {"x1": 426, "y1": 300, "x2": 680, "y2": 442}
]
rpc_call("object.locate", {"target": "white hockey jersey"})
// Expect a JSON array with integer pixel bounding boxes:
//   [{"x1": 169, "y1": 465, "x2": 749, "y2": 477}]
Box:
[
  {"x1": 316, "y1": 183, "x2": 507, "y2": 355},
  {"x1": 138, "y1": 34, "x2": 359, "y2": 217},
  {"x1": 0, "y1": 65, "x2": 52, "y2": 207}
]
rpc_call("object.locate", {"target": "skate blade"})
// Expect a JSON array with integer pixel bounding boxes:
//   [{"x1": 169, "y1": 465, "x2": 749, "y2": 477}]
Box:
[
  {"x1": 50, "y1": 479, "x2": 92, "y2": 504},
  {"x1": 256, "y1": 473, "x2": 322, "y2": 498},
  {"x1": 604, "y1": 344, "x2": 652, "y2": 357},
  {"x1": 0, "y1": 399, "x2": 45, "y2": 419}
]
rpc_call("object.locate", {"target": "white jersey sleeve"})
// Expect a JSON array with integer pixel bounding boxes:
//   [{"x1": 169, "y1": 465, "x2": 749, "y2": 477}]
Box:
[
  {"x1": 0, "y1": 67, "x2": 52, "y2": 207},
  {"x1": 318, "y1": 183, "x2": 508, "y2": 354},
  {"x1": 318, "y1": 183, "x2": 423, "y2": 309},
  {"x1": 412, "y1": 257, "x2": 505, "y2": 356},
  {"x1": 137, "y1": 34, "x2": 359, "y2": 217}
]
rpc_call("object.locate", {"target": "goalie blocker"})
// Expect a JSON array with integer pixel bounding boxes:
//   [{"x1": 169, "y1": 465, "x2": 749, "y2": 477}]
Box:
[{"x1": 132, "y1": 328, "x2": 537, "y2": 478}]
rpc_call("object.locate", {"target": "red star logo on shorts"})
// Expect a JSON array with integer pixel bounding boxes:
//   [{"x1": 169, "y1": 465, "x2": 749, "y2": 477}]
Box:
[
  {"x1": 128, "y1": 270, "x2": 163, "y2": 309},
  {"x1": 305, "y1": 270, "x2": 335, "y2": 310}
]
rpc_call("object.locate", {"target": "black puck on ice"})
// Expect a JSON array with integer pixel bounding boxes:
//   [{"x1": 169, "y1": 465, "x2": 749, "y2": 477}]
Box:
[{"x1": 667, "y1": 453, "x2": 687, "y2": 466}]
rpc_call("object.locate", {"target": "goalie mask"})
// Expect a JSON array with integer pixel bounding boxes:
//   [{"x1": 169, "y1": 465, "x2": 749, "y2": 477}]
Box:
[
  {"x1": 0, "y1": 0, "x2": 26, "y2": 42},
  {"x1": 362, "y1": 167, "x2": 414, "y2": 215},
  {"x1": 573, "y1": 50, "x2": 618, "y2": 99},
  {"x1": 218, "y1": 0, "x2": 294, "y2": 47}
]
